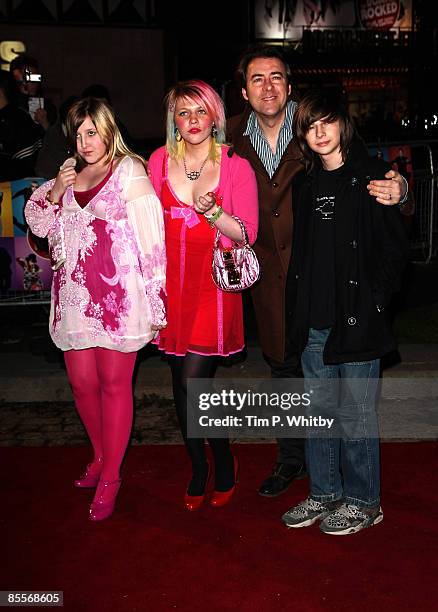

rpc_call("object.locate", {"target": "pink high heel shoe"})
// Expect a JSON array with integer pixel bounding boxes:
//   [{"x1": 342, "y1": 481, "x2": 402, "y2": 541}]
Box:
[
  {"x1": 89, "y1": 479, "x2": 121, "y2": 522},
  {"x1": 74, "y1": 457, "x2": 103, "y2": 488}
]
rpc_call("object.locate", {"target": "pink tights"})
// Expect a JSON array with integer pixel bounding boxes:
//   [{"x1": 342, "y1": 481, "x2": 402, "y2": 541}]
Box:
[{"x1": 64, "y1": 347, "x2": 137, "y2": 482}]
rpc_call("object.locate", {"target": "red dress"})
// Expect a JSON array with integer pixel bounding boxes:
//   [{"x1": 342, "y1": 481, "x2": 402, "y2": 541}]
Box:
[
  {"x1": 74, "y1": 163, "x2": 113, "y2": 208},
  {"x1": 156, "y1": 176, "x2": 244, "y2": 356}
]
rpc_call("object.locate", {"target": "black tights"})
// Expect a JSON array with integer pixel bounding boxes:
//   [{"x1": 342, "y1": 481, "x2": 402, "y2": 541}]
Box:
[{"x1": 169, "y1": 353, "x2": 234, "y2": 495}]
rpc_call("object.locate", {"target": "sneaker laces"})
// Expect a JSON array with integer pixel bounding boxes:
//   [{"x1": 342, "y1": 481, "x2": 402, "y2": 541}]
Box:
[
  {"x1": 334, "y1": 504, "x2": 368, "y2": 520},
  {"x1": 292, "y1": 498, "x2": 325, "y2": 514},
  {"x1": 306, "y1": 498, "x2": 326, "y2": 511}
]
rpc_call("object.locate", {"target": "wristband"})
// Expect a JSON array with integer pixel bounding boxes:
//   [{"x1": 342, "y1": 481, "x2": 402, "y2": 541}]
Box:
[
  {"x1": 205, "y1": 206, "x2": 224, "y2": 227},
  {"x1": 398, "y1": 176, "x2": 409, "y2": 206}
]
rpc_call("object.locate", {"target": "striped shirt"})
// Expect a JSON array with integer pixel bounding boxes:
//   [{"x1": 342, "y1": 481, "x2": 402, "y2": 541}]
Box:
[{"x1": 243, "y1": 100, "x2": 297, "y2": 179}]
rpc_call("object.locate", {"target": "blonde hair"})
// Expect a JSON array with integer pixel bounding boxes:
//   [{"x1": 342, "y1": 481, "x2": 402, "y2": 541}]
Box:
[
  {"x1": 65, "y1": 97, "x2": 144, "y2": 169},
  {"x1": 164, "y1": 80, "x2": 226, "y2": 163}
]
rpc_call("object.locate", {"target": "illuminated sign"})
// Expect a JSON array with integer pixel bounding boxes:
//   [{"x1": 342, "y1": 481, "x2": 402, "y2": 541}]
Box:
[
  {"x1": 359, "y1": 0, "x2": 400, "y2": 29},
  {"x1": 0, "y1": 41, "x2": 26, "y2": 70},
  {"x1": 255, "y1": 0, "x2": 412, "y2": 41}
]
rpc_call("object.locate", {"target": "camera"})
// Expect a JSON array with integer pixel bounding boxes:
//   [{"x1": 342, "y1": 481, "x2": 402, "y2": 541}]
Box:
[{"x1": 24, "y1": 67, "x2": 42, "y2": 82}]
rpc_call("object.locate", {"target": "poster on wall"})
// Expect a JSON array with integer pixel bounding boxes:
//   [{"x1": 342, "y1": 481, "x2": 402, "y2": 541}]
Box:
[
  {"x1": 0, "y1": 177, "x2": 52, "y2": 294},
  {"x1": 255, "y1": 0, "x2": 412, "y2": 41},
  {"x1": 367, "y1": 145, "x2": 413, "y2": 187},
  {"x1": 358, "y1": 0, "x2": 412, "y2": 30}
]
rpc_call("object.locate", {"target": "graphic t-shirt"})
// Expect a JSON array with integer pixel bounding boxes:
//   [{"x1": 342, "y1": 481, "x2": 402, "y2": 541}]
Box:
[{"x1": 309, "y1": 165, "x2": 345, "y2": 329}]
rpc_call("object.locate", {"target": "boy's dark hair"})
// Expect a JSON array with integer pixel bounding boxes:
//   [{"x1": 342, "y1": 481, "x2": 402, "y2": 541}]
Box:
[
  {"x1": 237, "y1": 44, "x2": 291, "y2": 87},
  {"x1": 293, "y1": 89, "x2": 356, "y2": 171}
]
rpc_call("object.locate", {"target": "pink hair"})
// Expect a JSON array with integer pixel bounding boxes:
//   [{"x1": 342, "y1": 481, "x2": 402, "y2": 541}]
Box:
[{"x1": 165, "y1": 80, "x2": 226, "y2": 159}]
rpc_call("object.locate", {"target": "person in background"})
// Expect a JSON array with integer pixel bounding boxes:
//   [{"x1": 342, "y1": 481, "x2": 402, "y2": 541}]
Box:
[
  {"x1": 148, "y1": 80, "x2": 258, "y2": 511},
  {"x1": 25, "y1": 97, "x2": 166, "y2": 521},
  {"x1": 81, "y1": 84, "x2": 135, "y2": 151},
  {"x1": 36, "y1": 95, "x2": 80, "y2": 179},
  {"x1": 0, "y1": 70, "x2": 42, "y2": 180},
  {"x1": 227, "y1": 44, "x2": 408, "y2": 498},
  {"x1": 10, "y1": 54, "x2": 57, "y2": 132},
  {"x1": 282, "y1": 89, "x2": 408, "y2": 535}
]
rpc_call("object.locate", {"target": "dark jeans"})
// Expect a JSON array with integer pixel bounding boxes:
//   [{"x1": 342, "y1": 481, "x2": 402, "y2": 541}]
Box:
[{"x1": 263, "y1": 350, "x2": 306, "y2": 467}]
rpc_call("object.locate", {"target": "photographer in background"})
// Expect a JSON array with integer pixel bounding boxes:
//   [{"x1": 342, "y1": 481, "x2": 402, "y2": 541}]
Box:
[
  {"x1": 0, "y1": 70, "x2": 42, "y2": 180},
  {"x1": 10, "y1": 54, "x2": 57, "y2": 133}
]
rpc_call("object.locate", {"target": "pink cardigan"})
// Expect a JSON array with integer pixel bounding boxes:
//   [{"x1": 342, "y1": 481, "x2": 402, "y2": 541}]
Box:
[{"x1": 147, "y1": 145, "x2": 258, "y2": 246}]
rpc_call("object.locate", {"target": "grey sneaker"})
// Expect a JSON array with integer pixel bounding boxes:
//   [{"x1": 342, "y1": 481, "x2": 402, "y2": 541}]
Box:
[
  {"x1": 320, "y1": 503, "x2": 383, "y2": 535},
  {"x1": 282, "y1": 497, "x2": 341, "y2": 528}
]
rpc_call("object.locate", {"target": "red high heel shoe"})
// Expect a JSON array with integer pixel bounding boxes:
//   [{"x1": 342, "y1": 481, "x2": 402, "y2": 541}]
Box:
[
  {"x1": 89, "y1": 479, "x2": 121, "y2": 522},
  {"x1": 74, "y1": 457, "x2": 103, "y2": 488},
  {"x1": 210, "y1": 456, "x2": 239, "y2": 508},
  {"x1": 184, "y1": 464, "x2": 211, "y2": 512}
]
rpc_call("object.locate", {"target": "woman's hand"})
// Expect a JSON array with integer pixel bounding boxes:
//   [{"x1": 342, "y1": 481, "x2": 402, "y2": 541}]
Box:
[
  {"x1": 50, "y1": 159, "x2": 77, "y2": 203},
  {"x1": 194, "y1": 191, "x2": 218, "y2": 214}
]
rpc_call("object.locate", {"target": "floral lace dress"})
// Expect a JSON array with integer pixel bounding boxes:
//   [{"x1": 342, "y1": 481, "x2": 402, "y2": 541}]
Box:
[{"x1": 25, "y1": 156, "x2": 166, "y2": 352}]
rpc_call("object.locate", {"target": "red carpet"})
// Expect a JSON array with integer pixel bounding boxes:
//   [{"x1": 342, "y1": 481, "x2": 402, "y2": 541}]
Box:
[{"x1": 2, "y1": 443, "x2": 437, "y2": 611}]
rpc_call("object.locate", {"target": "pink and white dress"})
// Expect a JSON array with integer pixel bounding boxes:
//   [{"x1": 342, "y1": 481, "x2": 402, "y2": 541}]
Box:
[{"x1": 25, "y1": 156, "x2": 166, "y2": 353}]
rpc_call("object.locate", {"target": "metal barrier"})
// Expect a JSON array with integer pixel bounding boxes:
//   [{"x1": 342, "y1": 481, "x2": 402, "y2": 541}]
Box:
[
  {"x1": 409, "y1": 171, "x2": 437, "y2": 263},
  {"x1": 406, "y1": 143, "x2": 436, "y2": 263},
  {"x1": 368, "y1": 140, "x2": 437, "y2": 264},
  {"x1": 0, "y1": 290, "x2": 51, "y2": 306}
]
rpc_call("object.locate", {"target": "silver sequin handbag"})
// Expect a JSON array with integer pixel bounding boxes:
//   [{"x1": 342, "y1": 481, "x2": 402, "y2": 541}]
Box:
[{"x1": 211, "y1": 216, "x2": 260, "y2": 292}]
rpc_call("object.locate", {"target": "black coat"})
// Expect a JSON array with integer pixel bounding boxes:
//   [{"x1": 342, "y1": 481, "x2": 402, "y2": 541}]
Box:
[{"x1": 287, "y1": 139, "x2": 409, "y2": 364}]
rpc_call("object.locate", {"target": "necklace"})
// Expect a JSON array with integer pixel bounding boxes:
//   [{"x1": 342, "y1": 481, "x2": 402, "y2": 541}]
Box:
[{"x1": 183, "y1": 155, "x2": 209, "y2": 181}]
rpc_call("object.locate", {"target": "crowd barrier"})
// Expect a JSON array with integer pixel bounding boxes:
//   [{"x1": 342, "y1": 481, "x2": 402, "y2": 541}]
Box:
[
  {"x1": 368, "y1": 141, "x2": 437, "y2": 263},
  {"x1": 409, "y1": 169, "x2": 437, "y2": 263}
]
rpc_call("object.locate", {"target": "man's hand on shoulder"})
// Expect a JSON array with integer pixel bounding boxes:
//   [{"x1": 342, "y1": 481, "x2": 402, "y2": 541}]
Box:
[{"x1": 367, "y1": 170, "x2": 407, "y2": 206}]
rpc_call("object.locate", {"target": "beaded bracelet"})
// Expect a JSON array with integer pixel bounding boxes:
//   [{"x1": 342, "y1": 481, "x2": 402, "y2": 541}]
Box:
[
  {"x1": 45, "y1": 189, "x2": 60, "y2": 205},
  {"x1": 204, "y1": 206, "x2": 224, "y2": 227}
]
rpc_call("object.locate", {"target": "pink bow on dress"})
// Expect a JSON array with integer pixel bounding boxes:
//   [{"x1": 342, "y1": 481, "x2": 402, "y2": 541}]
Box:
[{"x1": 170, "y1": 206, "x2": 200, "y2": 228}]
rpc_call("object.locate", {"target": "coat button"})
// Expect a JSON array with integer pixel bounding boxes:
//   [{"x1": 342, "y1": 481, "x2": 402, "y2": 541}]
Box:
[
  {"x1": 295, "y1": 274, "x2": 299, "y2": 280},
  {"x1": 279, "y1": 244, "x2": 285, "y2": 250},
  {"x1": 273, "y1": 211, "x2": 280, "y2": 217},
  {"x1": 272, "y1": 182, "x2": 279, "y2": 188},
  {"x1": 350, "y1": 240, "x2": 357, "y2": 248},
  {"x1": 347, "y1": 316, "x2": 357, "y2": 326}
]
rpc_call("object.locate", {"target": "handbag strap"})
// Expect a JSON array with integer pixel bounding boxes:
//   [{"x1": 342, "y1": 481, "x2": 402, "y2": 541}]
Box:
[{"x1": 214, "y1": 215, "x2": 249, "y2": 248}]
